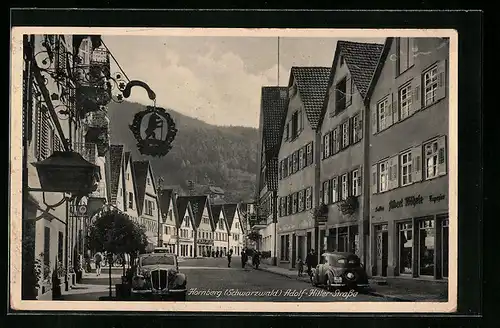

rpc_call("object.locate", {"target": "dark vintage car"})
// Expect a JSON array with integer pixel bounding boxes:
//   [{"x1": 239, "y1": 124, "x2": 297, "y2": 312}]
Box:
[
  {"x1": 311, "y1": 252, "x2": 369, "y2": 291},
  {"x1": 131, "y1": 252, "x2": 187, "y2": 301}
]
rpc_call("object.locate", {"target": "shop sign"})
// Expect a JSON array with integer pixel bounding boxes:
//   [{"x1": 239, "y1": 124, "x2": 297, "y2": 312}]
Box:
[
  {"x1": 429, "y1": 194, "x2": 446, "y2": 203},
  {"x1": 385, "y1": 193, "x2": 446, "y2": 212}
]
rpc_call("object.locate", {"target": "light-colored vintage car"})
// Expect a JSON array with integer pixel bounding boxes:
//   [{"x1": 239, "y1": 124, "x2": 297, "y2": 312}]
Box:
[{"x1": 131, "y1": 252, "x2": 187, "y2": 301}]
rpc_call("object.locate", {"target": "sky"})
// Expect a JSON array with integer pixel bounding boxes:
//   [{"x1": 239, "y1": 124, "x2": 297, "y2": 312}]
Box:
[{"x1": 103, "y1": 35, "x2": 385, "y2": 128}]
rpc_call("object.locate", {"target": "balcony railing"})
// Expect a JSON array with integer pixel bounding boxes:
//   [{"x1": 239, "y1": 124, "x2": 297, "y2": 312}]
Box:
[{"x1": 73, "y1": 142, "x2": 98, "y2": 164}]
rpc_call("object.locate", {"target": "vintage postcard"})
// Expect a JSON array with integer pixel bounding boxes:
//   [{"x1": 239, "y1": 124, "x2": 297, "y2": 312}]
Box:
[{"x1": 10, "y1": 27, "x2": 457, "y2": 312}]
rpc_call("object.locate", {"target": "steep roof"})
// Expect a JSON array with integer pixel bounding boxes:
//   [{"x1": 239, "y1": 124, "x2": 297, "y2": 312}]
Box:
[
  {"x1": 261, "y1": 86, "x2": 288, "y2": 154},
  {"x1": 124, "y1": 152, "x2": 131, "y2": 168},
  {"x1": 365, "y1": 38, "x2": 394, "y2": 102},
  {"x1": 131, "y1": 160, "x2": 150, "y2": 215},
  {"x1": 159, "y1": 188, "x2": 173, "y2": 219},
  {"x1": 210, "y1": 204, "x2": 224, "y2": 225},
  {"x1": 336, "y1": 40, "x2": 385, "y2": 99},
  {"x1": 290, "y1": 66, "x2": 331, "y2": 130},
  {"x1": 108, "y1": 145, "x2": 124, "y2": 205},
  {"x1": 184, "y1": 195, "x2": 213, "y2": 229},
  {"x1": 222, "y1": 203, "x2": 238, "y2": 229},
  {"x1": 176, "y1": 196, "x2": 191, "y2": 227}
]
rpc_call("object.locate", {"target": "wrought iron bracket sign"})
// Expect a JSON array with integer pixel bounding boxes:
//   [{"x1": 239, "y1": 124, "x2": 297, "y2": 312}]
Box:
[{"x1": 129, "y1": 106, "x2": 178, "y2": 157}]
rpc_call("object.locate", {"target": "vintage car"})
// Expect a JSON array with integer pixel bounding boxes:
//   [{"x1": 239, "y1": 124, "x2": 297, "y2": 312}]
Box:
[
  {"x1": 131, "y1": 252, "x2": 187, "y2": 301},
  {"x1": 311, "y1": 252, "x2": 369, "y2": 291}
]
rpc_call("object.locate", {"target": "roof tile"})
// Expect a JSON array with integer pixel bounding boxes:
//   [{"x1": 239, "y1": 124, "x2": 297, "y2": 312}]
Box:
[{"x1": 108, "y1": 145, "x2": 124, "y2": 204}]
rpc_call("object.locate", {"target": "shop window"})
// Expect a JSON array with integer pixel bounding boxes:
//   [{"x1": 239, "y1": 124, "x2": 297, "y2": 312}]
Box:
[
  {"x1": 350, "y1": 226, "x2": 359, "y2": 256},
  {"x1": 338, "y1": 227, "x2": 348, "y2": 252},
  {"x1": 398, "y1": 222, "x2": 413, "y2": 274},
  {"x1": 418, "y1": 219, "x2": 435, "y2": 276}
]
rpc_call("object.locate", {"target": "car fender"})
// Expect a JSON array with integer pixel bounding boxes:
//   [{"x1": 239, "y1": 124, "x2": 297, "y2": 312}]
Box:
[{"x1": 173, "y1": 272, "x2": 187, "y2": 287}]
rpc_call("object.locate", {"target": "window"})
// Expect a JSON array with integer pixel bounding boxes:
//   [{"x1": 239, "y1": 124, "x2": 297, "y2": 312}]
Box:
[
  {"x1": 424, "y1": 137, "x2": 447, "y2": 179},
  {"x1": 399, "y1": 83, "x2": 413, "y2": 120},
  {"x1": 398, "y1": 222, "x2": 413, "y2": 274},
  {"x1": 323, "y1": 180, "x2": 330, "y2": 204},
  {"x1": 401, "y1": 151, "x2": 413, "y2": 186},
  {"x1": 397, "y1": 38, "x2": 415, "y2": 74},
  {"x1": 323, "y1": 133, "x2": 331, "y2": 158},
  {"x1": 57, "y1": 231, "x2": 64, "y2": 263},
  {"x1": 283, "y1": 158, "x2": 289, "y2": 177},
  {"x1": 418, "y1": 219, "x2": 435, "y2": 276},
  {"x1": 185, "y1": 217, "x2": 190, "y2": 227},
  {"x1": 284, "y1": 122, "x2": 290, "y2": 141},
  {"x1": 335, "y1": 78, "x2": 347, "y2": 113},
  {"x1": 341, "y1": 121, "x2": 349, "y2": 149},
  {"x1": 352, "y1": 169, "x2": 361, "y2": 196},
  {"x1": 306, "y1": 142, "x2": 313, "y2": 165},
  {"x1": 286, "y1": 196, "x2": 291, "y2": 216},
  {"x1": 290, "y1": 110, "x2": 302, "y2": 140},
  {"x1": 377, "y1": 98, "x2": 389, "y2": 131},
  {"x1": 128, "y1": 192, "x2": 133, "y2": 209},
  {"x1": 340, "y1": 55, "x2": 344, "y2": 66},
  {"x1": 305, "y1": 187, "x2": 312, "y2": 210},
  {"x1": 287, "y1": 156, "x2": 293, "y2": 175},
  {"x1": 127, "y1": 173, "x2": 130, "y2": 180},
  {"x1": 292, "y1": 151, "x2": 298, "y2": 173},
  {"x1": 424, "y1": 66, "x2": 438, "y2": 106},
  {"x1": 147, "y1": 177, "x2": 151, "y2": 185},
  {"x1": 341, "y1": 174, "x2": 349, "y2": 200},
  {"x1": 298, "y1": 190, "x2": 305, "y2": 212},
  {"x1": 352, "y1": 114, "x2": 362, "y2": 143},
  {"x1": 379, "y1": 161, "x2": 389, "y2": 192},
  {"x1": 332, "y1": 128, "x2": 339, "y2": 154},
  {"x1": 346, "y1": 78, "x2": 353, "y2": 107},
  {"x1": 43, "y1": 227, "x2": 50, "y2": 275},
  {"x1": 298, "y1": 148, "x2": 304, "y2": 169}
]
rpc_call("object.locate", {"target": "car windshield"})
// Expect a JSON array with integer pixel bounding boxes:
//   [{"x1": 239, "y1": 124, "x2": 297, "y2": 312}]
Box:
[
  {"x1": 326, "y1": 254, "x2": 360, "y2": 266},
  {"x1": 141, "y1": 255, "x2": 175, "y2": 266}
]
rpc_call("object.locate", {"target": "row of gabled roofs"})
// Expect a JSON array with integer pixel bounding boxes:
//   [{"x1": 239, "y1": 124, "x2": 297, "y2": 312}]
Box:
[
  {"x1": 160, "y1": 191, "x2": 243, "y2": 233},
  {"x1": 107, "y1": 144, "x2": 247, "y2": 232},
  {"x1": 258, "y1": 39, "x2": 388, "y2": 191}
]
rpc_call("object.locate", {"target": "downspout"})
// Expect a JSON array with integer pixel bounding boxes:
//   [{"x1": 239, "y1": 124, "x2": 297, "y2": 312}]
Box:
[{"x1": 362, "y1": 98, "x2": 372, "y2": 268}]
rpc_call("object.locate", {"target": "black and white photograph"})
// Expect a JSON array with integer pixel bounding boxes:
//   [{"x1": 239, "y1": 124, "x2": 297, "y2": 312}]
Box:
[{"x1": 10, "y1": 27, "x2": 457, "y2": 312}]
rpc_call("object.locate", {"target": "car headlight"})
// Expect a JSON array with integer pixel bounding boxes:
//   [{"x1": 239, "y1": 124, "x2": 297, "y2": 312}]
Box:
[{"x1": 346, "y1": 272, "x2": 355, "y2": 280}]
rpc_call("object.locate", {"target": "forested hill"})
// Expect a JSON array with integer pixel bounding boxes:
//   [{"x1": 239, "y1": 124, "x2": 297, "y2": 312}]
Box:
[{"x1": 107, "y1": 101, "x2": 259, "y2": 203}]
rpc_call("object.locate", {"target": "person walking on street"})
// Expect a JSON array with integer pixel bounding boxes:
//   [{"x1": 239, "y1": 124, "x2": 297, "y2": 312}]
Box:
[
  {"x1": 94, "y1": 252, "x2": 103, "y2": 276},
  {"x1": 241, "y1": 248, "x2": 248, "y2": 268},
  {"x1": 297, "y1": 257, "x2": 304, "y2": 277},
  {"x1": 227, "y1": 249, "x2": 233, "y2": 267},
  {"x1": 305, "y1": 249, "x2": 317, "y2": 280}
]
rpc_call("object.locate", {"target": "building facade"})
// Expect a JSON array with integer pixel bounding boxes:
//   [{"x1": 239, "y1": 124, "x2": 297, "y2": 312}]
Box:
[
  {"x1": 226, "y1": 204, "x2": 244, "y2": 255},
  {"x1": 254, "y1": 86, "x2": 288, "y2": 265},
  {"x1": 159, "y1": 189, "x2": 178, "y2": 254},
  {"x1": 22, "y1": 34, "x2": 112, "y2": 299},
  {"x1": 192, "y1": 196, "x2": 215, "y2": 257},
  {"x1": 276, "y1": 67, "x2": 330, "y2": 269},
  {"x1": 176, "y1": 196, "x2": 195, "y2": 257},
  {"x1": 211, "y1": 204, "x2": 229, "y2": 256},
  {"x1": 132, "y1": 161, "x2": 161, "y2": 247},
  {"x1": 317, "y1": 41, "x2": 384, "y2": 266},
  {"x1": 367, "y1": 37, "x2": 449, "y2": 280}
]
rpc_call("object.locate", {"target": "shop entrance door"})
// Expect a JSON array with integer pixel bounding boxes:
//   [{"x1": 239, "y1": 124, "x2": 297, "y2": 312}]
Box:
[
  {"x1": 297, "y1": 235, "x2": 304, "y2": 261},
  {"x1": 376, "y1": 225, "x2": 388, "y2": 277}
]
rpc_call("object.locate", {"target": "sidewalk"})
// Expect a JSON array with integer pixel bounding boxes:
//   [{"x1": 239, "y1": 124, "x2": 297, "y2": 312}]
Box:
[
  {"x1": 258, "y1": 264, "x2": 448, "y2": 302},
  {"x1": 60, "y1": 271, "x2": 122, "y2": 300}
]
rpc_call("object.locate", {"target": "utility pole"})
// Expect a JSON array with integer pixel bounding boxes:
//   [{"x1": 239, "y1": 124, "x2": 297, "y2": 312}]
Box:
[{"x1": 157, "y1": 176, "x2": 164, "y2": 247}]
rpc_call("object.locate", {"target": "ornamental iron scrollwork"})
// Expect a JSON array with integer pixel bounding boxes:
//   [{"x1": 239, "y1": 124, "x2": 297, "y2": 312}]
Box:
[{"x1": 129, "y1": 106, "x2": 177, "y2": 157}]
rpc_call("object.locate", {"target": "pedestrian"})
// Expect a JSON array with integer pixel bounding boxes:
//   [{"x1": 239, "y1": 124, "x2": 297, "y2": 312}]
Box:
[
  {"x1": 305, "y1": 249, "x2": 317, "y2": 279},
  {"x1": 94, "y1": 252, "x2": 103, "y2": 276},
  {"x1": 252, "y1": 250, "x2": 261, "y2": 269},
  {"x1": 227, "y1": 249, "x2": 233, "y2": 267},
  {"x1": 297, "y1": 257, "x2": 304, "y2": 277},
  {"x1": 241, "y1": 249, "x2": 247, "y2": 268}
]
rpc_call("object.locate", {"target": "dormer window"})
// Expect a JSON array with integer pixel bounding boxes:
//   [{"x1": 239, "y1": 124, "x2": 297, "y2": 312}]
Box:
[{"x1": 340, "y1": 55, "x2": 345, "y2": 66}]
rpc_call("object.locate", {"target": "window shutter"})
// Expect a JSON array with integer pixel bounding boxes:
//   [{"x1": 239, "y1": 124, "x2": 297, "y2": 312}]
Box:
[
  {"x1": 371, "y1": 165, "x2": 378, "y2": 194},
  {"x1": 437, "y1": 136, "x2": 447, "y2": 176},
  {"x1": 371, "y1": 105, "x2": 378, "y2": 134},
  {"x1": 435, "y1": 60, "x2": 447, "y2": 101},
  {"x1": 412, "y1": 146, "x2": 423, "y2": 182},
  {"x1": 386, "y1": 94, "x2": 394, "y2": 127},
  {"x1": 320, "y1": 137, "x2": 324, "y2": 160},
  {"x1": 392, "y1": 92, "x2": 399, "y2": 123},
  {"x1": 346, "y1": 119, "x2": 351, "y2": 147},
  {"x1": 335, "y1": 128, "x2": 340, "y2": 153},
  {"x1": 358, "y1": 110, "x2": 364, "y2": 141},
  {"x1": 347, "y1": 171, "x2": 352, "y2": 197},
  {"x1": 35, "y1": 106, "x2": 42, "y2": 160},
  {"x1": 411, "y1": 76, "x2": 422, "y2": 114},
  {"x1": 278, "y1": 161, "x2": 282, "y2": 180},
  {"x1": 358, "y1": 166, "x2": 363, "y2": 196},
  {"x1": 310, "y1": 141, "x2": 314, "y2": 165},
  {"x1": 391, "y1": 155, "x2": 399, "y2": 190},
  {"x1": 41, "y1": 111, "x2": 50, "y2": 159},
  {"x1": 348, "y1": 117, "x2": 354, "y2": 145},
  {"x1": 319, "y1": 183, "x2": 323, "y2": 205}
]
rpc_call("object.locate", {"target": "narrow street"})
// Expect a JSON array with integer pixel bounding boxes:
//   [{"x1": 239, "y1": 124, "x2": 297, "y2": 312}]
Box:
[{"x1": 61, "y1": 257, "x2": 390, "y2": 302}]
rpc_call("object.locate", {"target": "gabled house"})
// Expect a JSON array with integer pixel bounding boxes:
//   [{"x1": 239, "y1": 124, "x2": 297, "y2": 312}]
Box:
[
  {"x1": 223, "y1": 203, "x2": 243, "y2": 255},
  {"x1": 176, "y1": 196, "x2": 195, "y2": 257},
  {"x1": 159, "y1": 189, "x2": 179, "y2": 254},
  {"x1": 255, "y1": 86, "x2": 288, "y2": 265},
  {"x1": 317, "y1": 41, "x2": 384, "y2": 266},
  {"x1": 211, "y1": 204, "x2": 229, "y2": 256},
  {"x1": 132, "y1": 160, "x2": 160, "y2": 247},
  {"x1": 122, "y1": 152, "x2": 140, "y2": 220},
  {"x1": 107, "y1": 145, "x2": 126, "y2": 212},
  {"x1": 276, "y1": 66, "x2": 330, "y2": 269},
  {"x1": 188, "y1": 195, "x2": 215, "y2": 257},
  {"x1": 366, "y1": 37, "x2": 450, "y2": 280}
]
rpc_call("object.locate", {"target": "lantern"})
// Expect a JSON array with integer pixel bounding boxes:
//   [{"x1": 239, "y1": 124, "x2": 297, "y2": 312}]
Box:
[{"x1": 32, "y1": 151, "x2": 100, "y2": 194}]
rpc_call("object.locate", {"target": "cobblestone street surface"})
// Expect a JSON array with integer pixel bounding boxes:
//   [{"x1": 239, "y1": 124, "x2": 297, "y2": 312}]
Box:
[{"x1": 61, "y1": 257, "x2": 394, "y2": 302}]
